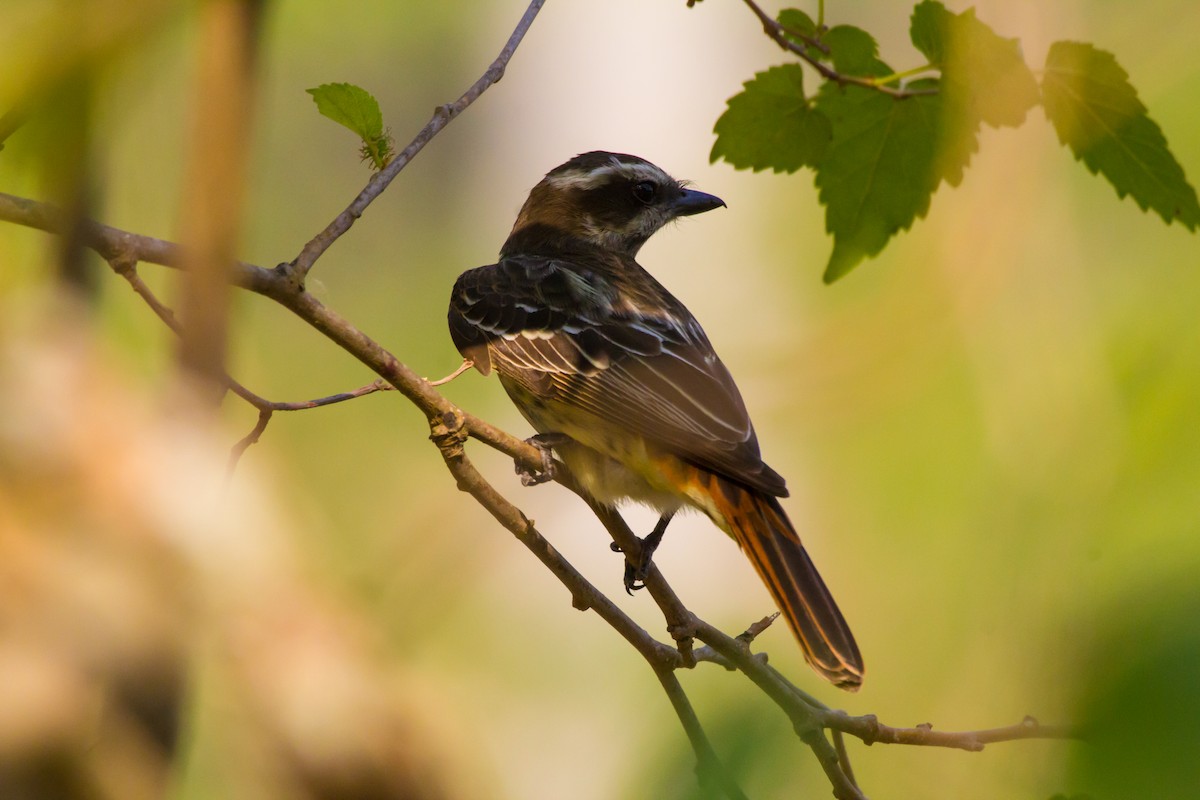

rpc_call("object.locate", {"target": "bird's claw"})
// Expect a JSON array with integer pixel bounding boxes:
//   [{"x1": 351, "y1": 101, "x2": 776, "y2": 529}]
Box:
[
  {"x1": 618, "y1": 512, "x2": 674, "y2": 595},
  {"x1": 623, "y1": 560, "x2": 650, "y2": 594},
  {"x1": 514, "y1": 433, "x2": 569, "y2": 486},
  {"x1": 516, "y1": 443, "x2": 555, "y2": 486}
]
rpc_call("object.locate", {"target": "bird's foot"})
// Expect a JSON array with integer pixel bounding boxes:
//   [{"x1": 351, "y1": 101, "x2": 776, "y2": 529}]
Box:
[
  {"x1": 515, "y1": 432, "x2": 572, "y2": 486},
  {"x1": 618, "y1": 513, "x2": 674, "y2": 594}
]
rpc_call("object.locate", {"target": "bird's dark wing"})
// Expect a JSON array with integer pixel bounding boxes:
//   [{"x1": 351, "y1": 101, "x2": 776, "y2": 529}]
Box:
[{"x1": 448, "y1": 256, "x2": 786, "y2": 496}]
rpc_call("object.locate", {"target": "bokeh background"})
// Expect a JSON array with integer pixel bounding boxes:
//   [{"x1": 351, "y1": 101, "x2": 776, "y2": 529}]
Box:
[{"x1": 2, "y1": 1, "x2": 1199, "y2": 798}]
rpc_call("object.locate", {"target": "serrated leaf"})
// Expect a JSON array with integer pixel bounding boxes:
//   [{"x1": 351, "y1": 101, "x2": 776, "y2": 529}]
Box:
[
  {"x1": 777, "y1": 8, "x2": 816, "y2": 43},
  {"x1": 909, "y1": 1, "x2": 946, "y2": 63},
  {"x1": 822, "y1": 25, "x2": 887, "y2": 76},
  {"x1": 307, "y1": 82, "x2": 383, "y2": 140},
  {"x1": 1042, "y1": 41, "x2": 1199, "y2": 230},
  {"x1": 711, "y1": 65, "x2": 831, "y2": 173},
  {"x1": 306, "y1": 82, "x2": 393, "y2": 170},
  {"x1": 910, "y1": 1, "x2": 1038, "y2": 129},
  {"x1": 814, "y1": 84, "x2": 943, "y2": 282},
  {"x1": 922, "y1": 77, "x2": 978, "y2": 188},
  {"x1": 779, "y1": 15, "x2": 890, "y2": 78}
]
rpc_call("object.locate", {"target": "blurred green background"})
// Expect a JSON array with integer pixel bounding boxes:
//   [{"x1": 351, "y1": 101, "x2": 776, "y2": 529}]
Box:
[{"x1": 2, "y1": 1, "x2": 1199, "y2": 798}]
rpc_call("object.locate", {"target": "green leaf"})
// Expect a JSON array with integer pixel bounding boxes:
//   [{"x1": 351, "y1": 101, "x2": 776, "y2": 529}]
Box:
[
  {"x1": 904, "y1": 77, "x2": 976, "y2": 189},
  {"x1": 1042, "y1": 41, "x2": 1200, "y2": 230},
  {"x1": 776, "y1": 8, "x2": 816, "y2": 43},
  {"x1": 306, "y1": 82, "x2": 394, "y2": 170},
  {"x1": 711, "y1": 65, "x2": 831, "y2": 173},
  {"x1": 814, "y1": 84, "x2": 944, "y2": 282},
  {"x1": 778, "y1": 13, "x2": 889, "y2": 78},
  {"x1": 307, "y1": 82, "x2": 383, "y2": 140},
  {"x1": 909, "y1": 0, "x2": 946, "y2": 63},
  {"x1": 910, "y1": 1, "x2": 1038, "y2": 129},
  {"x1": 822, "y1": 25, "x2": 887, "y2": 76}
]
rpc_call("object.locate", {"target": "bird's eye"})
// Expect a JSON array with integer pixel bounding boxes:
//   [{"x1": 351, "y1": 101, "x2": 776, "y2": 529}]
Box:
[{"x1": 631, "y1": 181, "x2": 657, "y2": 205}]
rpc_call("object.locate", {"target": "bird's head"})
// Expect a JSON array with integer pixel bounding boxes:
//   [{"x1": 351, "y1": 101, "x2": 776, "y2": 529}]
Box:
[{"x1": 503, "y1": 151, "x2": 726, "y2": 258}]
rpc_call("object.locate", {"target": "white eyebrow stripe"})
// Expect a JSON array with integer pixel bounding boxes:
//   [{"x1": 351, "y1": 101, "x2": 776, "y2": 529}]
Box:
[{"x1": 545, "y1": 160, "x2": 672, "y2": 191}]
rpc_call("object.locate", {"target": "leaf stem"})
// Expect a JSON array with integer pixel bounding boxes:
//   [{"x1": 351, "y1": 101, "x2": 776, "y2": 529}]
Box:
[{"x1": 871, "y1": 62, "x2": 937, "y2": 86}]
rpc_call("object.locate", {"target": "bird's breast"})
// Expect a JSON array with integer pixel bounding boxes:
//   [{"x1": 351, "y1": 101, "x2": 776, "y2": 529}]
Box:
[{"x1": 499, "y1": 374, "x2": 724, "y2": 519}]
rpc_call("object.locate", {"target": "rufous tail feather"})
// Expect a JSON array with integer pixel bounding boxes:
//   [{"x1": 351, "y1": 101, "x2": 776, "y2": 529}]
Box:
[{"x1": 710, "y1": 475, "x2": 864, "y2": 691}]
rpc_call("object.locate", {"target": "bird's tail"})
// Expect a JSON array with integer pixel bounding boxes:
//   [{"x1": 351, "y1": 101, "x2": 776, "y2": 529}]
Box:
[{"x1": 706, "y1": 474, "x2": 864, "y2": 690}]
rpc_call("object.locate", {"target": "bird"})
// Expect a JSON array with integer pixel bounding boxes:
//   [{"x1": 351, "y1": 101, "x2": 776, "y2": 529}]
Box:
[{"x1": 447, "y1": 151, "x2": 863, "y2": 690}]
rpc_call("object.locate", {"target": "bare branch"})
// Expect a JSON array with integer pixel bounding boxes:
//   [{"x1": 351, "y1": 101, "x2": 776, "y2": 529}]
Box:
[
  {"x1": 654, "y1": 668, "x2": 749, "y2": 800},
  {"x1": 428, "y1": 358, "x2": 474, "y2": 386},
  {"x1": 821, "y1": 712, "x2": 1077, "y2": 752},
  {"x1": 425, "y1": 411, "x2": 746, "y2": 798},
  {"x1": 741, "y1": 612, "x2": 780, "y2": 642},
  {"x1": 258, "y1": 380, "x2": 394, "y2": 412},
  {"x1": 831, "y1": 728, "x2": 859, "y2": 791},
  {"x1": 0, "y1": 191, "x2": 276, "y2": 291},
  {"x1": 427, "y1": 409, "x2": 679, "y2": 662},
  {"x1": 110, "y1": 253, "x2": 183, "y2": 333},
  {"x1": 109, "y1": 253, "x2": 389, "y2": 405},
  {"x1": 686, "y1": 617, "x2": 867, "y2": 796},
  {"x1": 108, "y1": 251, "x2": 390, "y2": 472},
  {"x1": 285, "y1": 0, "x2": 547, "y2": 287},
  {"x1": 221, "y1": 378, "x2": 389, "y2": 477},
  {"x1": 228, "y1": 408, "x2": 273, "y2": 477}
]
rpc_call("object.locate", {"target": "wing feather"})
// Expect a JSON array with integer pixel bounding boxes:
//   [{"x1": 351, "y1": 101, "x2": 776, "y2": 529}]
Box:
[{"x1": 449, "y1": 255, "x2": 786, "y2": 496}]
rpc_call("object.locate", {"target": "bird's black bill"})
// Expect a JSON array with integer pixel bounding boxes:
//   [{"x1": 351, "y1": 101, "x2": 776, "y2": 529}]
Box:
[{"x1": 671, "y1": 189, "x2": 726, "y2": 217}]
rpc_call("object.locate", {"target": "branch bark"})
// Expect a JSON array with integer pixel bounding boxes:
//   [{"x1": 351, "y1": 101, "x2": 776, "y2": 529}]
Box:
[{"x1": 821, "y1": 713, "x2": 1076, "y2": 752}]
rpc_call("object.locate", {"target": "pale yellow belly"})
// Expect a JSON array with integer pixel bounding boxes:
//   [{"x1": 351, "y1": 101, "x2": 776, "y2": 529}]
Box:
[{"x1": 499, "y1": 375, "x2": 721, "y2": 521}]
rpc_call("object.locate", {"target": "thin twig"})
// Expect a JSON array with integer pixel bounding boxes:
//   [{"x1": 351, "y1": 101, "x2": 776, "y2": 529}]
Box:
[
  {"x1": 820, "y1": 713, "x2": 1077, "y2": 752},
  {"x1": 738, "y1": 0, "x2": 938, "y2": 99},
  {"x1": 110, "y1": 254, "x2": 183, "y2": 332},
  {"x1": 691, "y1": 614, "x2": 775, "y2": 669},
  {"x1": 259, "y1": 379, "x2": 393, "y2": 411},
  {"x1": 831, "y1": 728, "x2": 858, "y2": 789},
  {"x1": 227, "y1": 408, "x2": 273, "y2": 478},
  {"x1": 0, "y1": 191, "x2": 275, "y2": 291},
  {"x1": 803, "y1": 725, "x2": 868, "y2": 800},
  {"x1": 428, "y1": 358, "x2": 474, "y2": 386},
  {"x1": 740, "y1": 612, "x2": 779, "y2": 642},
  {"x1": 285, "y1": 0, "x2": 546, "y2": 286},
  {"x1": 654, "y1": 667, "x2": 749, "y2": 800},
  {"x1": 688, "y1": 617, "x2": 863, "y2": 797},
  {"x1": 112, "y1": 252, "x2": 391, "y2": 421},
  {"x1": 776, "y1": 20, "x2": 829, "y2": 55},
  {"x1": 223, "y1": 380, "x2": 393, "y2": 476}
]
